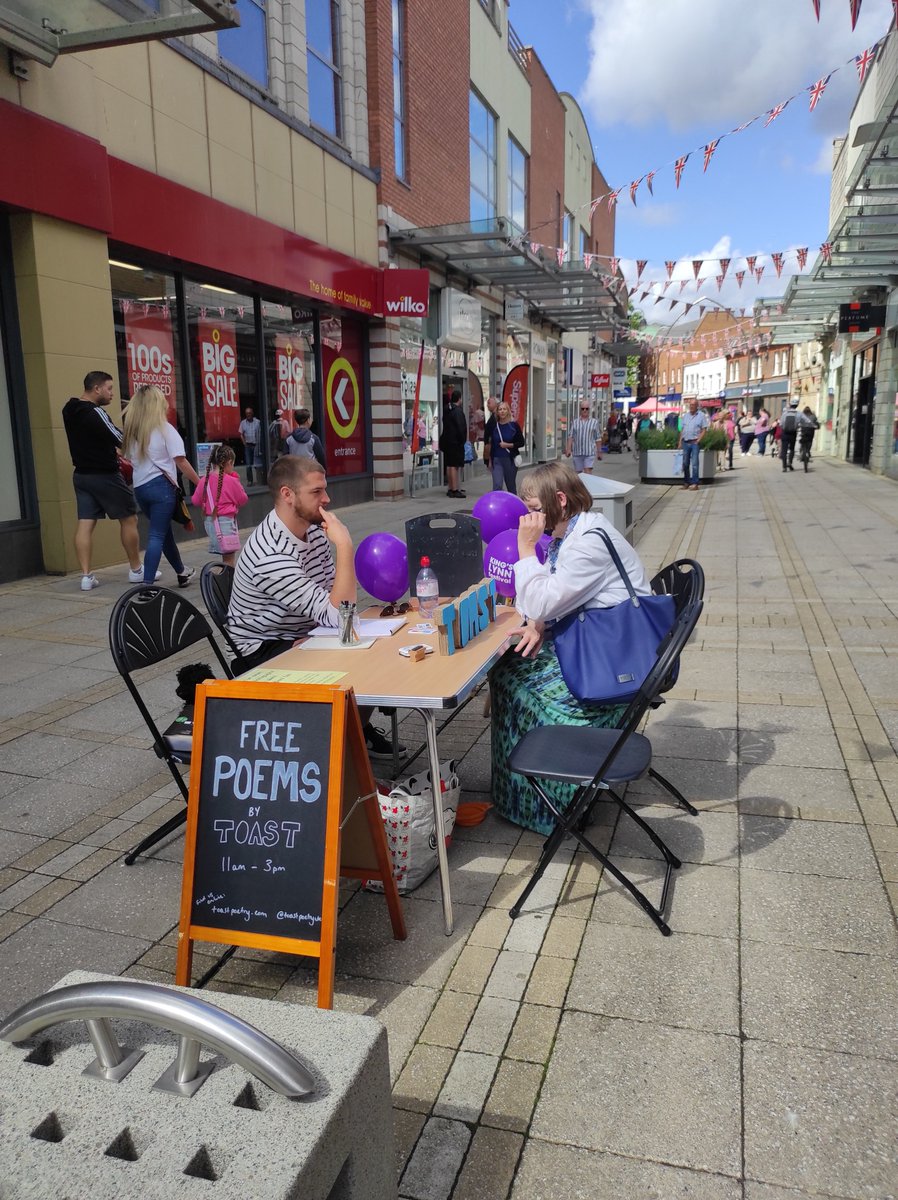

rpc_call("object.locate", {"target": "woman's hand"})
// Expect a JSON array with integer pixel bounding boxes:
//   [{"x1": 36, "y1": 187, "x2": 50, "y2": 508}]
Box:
[
  {"x1": 517, "y1": 511, "x2": 545, "y2": 557},
  {"x1": 514, "y1": 622, "x2": 544, "y2": 658}
]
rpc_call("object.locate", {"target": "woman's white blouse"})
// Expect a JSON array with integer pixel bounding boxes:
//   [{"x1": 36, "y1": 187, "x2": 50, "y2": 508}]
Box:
[{"x1": 131, "y1": 423, "x2": 187, "y2": 488}]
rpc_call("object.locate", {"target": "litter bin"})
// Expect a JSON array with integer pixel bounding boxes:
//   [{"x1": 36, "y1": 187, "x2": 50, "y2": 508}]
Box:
[{"x1": 578, "y1": 473, "x2": 635, "y2": 541}]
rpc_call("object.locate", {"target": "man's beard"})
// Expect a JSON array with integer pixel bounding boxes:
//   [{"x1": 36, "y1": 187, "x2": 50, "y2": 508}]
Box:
[{"x1": 292, "y1": 498, "x2": 323, "y2": 527}]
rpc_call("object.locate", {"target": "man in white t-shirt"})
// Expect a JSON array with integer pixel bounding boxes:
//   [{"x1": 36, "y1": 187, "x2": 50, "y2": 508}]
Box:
[{"x1": 238, "y1": 406, "x2": 262, "y2": 484}]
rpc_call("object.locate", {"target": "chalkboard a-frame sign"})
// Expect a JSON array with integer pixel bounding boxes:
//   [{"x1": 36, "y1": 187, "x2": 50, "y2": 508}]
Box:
[{"x1": 176, "y1": 680, "x2": 406, "y2": 1009}]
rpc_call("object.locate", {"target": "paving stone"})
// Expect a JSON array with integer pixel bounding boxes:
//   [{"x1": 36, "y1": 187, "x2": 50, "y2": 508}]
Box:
[
  {"x1": 451, "y1": 1126, "x2": 523, "y2": 1200},
  {"x1": 0, "y1": 730, "x2": 100, "y2": 777},
  {"x1": 482, "y1": 1058, "x2": 543, "y2": 1132},
  {"x1": 467, "y1": 905, "x2": 513, "y2": 949},
  {"x1": 738, "y1": 763, "x2": 860, "y2": 822},
  {"x1": 511, "y1": 1140, "x2": 743, "y2": 1200},
  {"x1": 610, "y1": 806, "x2": 738, "y2": 869},
  {"x1": 433, "y1": 1049, "x2": 498, "y2": 1122},
  {"x1": 742, "y1": 1185, "x2": 844, "y2": 1200},
  {"x1": 42, "y1": 856, "x2": 185, "y2": 941},
  {"x1": 0, "y1": 917, "x2": 148, "y2": 1017},
  {"x1": 739, "y1": 814, "x2": 880, "y2": 879},
  {"x1": 392, "y1": 1043, "x2": 455, "y2": 1114},
  {"x1": 392, "y1": 1106, "x2": 426, "y2": 1182},
  {"x1": 539, "y1": 914, "x2": 586, "y2": 959},
  {"x1": 0, "y1": 870, "x2": 55, "y2": 911},
  {"x1": 524, "y1": 957, "x2": 573, "y2": 1008},
  {"x1": 49, "y1": 742, "x2": 169, "y2": 791},
  {"x1": 0, "y1": 828, "x2": 42, "y2": 869},
  {"x1": 532, "y1": 1013, "x2": 741, "y2": 1176},
  {"x1": 446, "y1": 943, "x2": 499, "y2": 994},
  {"x1": 591, "y1": 857, "x2": 739, "y2": 938},
  {"x1": 419, "y1": 988, "x2": 479, "y2": 1049},
  {"x1": 568, "y1": 921, "x2": 739, "y2": 1035},
  {"x1": 0, "y1": 778, "x2": 107, "y2": 838},
  {"x1": 484, "y1": 949, "x2": 537, "y2": 1001},
  {"x1": 501, "y1": 909, "x2": 550, "y2": 955},
  {"x1": 741, "y1": 869, "x2": 898, "y2": 955},
  {"x1": 505, "y1": 1003, "x2": 561, "y2": 1064},
  {"x1": 742, "y1": 941, "x2": 898, "y2": 1059},
  {"x1": 626, "y1": 757, "x2": 738, "y2": 807},
  {"x1": 33, "y1": 841, "x2": 97, "y2": 876},
  {"x1": 460, "y1": 994, "x2": 519, "y2": 1056},
  {"x1": 743, "y1": 1039, "x2": 898, "y2": 1197},
  {"x1": 14, "y1": 876, "x2": 80, "y2": 917},
  {"x1": 399, "y1": 1116, "x2": 471, "y2": 1200},
  {"x1": 401, "y1": 838, "x2": 512, "y2": 908},
  {"x1": 0, "y1": 910, "x2": 31, "y2": 940}
]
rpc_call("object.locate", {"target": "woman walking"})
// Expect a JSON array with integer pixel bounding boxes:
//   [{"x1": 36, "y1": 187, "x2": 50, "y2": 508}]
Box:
[
  {"x1": 123, "y1": 386, "x2": 200, "y2": 586},
  {"x1": 737, "y1": 408, "x2": 756, "y2": 457},
  {"x1": 486, "y1": 401, "x2": 525, "y2": 493},
  {"x1": 754, "y1": 408, "x2": 770, "y2": 456}
]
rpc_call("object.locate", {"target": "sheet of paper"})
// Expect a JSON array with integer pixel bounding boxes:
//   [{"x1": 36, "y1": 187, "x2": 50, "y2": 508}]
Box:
[
  {"x1": 298, "y1": 637, "x2": 376, "y2": 652},
  {"x1": 306, "y1": 618, "x2": 406, "y2": 638},
  {"x1": 239, "y1": 667, "x2": 347, "y2": 684}
]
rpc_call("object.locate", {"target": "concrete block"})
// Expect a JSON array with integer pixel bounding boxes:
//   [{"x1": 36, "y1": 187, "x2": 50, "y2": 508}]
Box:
[{"x1": 0, "y1": 971, "x2": 396, "y2": 1199}]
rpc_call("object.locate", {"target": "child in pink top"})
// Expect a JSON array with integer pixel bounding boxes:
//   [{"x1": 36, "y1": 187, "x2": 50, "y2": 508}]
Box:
[{"x1": 191, "y1": 445, "x2": 248, "y2": 567}]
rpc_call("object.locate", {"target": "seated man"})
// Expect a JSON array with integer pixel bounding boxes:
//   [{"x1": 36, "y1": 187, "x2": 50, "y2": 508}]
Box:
[{"x1": 227, "y1": 455, "x2": 399, "y2": 757}]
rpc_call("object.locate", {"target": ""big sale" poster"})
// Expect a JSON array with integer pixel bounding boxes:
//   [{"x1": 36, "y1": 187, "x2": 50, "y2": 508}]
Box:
[{"x1": 198, "y1": 319, "x2": 240, "y2": 439}]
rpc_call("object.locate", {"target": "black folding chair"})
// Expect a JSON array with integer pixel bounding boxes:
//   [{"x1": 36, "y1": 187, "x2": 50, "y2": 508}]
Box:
[
  {"x1": 507, "y1": 569, "x2": 704, "y2": 936},
  {"x1": 109, "y1": 586, "x2": 233, "y2": 865},
  {"x1": 199, "y1": 561, "x2": 246, "y2": 668},
  {"x1": 405, "y1": 513, "x2": 484, "y2": 599}
]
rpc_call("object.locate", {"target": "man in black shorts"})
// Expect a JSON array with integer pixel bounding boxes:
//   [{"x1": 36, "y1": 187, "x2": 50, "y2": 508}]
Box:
[{"x1": 62, "y1": 371, "x2": 145, "y2": 591}]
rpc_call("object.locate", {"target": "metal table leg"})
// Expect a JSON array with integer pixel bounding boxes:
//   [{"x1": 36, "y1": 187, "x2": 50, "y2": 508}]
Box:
[{"x1": 419, "y1": 708, "x2": 453, "y2": 935}]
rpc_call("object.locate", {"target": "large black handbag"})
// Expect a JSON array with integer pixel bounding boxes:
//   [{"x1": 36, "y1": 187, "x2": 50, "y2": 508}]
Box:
[{"x1": 551, "y1": 529, "x2": 676, "y2": 706}]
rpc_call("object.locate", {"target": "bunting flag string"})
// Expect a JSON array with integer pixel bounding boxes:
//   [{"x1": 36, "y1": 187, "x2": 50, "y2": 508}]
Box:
[
  {"x1": 636, "y1": 259, "x2": 648, "y2": 281},
  {"x1": 772, "y1": 252, "x2": 785, "y2": 277},
  {"x1": 715, "y1": 274, "x2": 725, "y2": 291},
  {"x1": 665, "y1": 260, "x2": 676, "y2": 279},
  {"x1": 719, "y1": 257, "x2": 730, "y2": 279},
  {"x1": 850, "y1": 0, "x2": 863, "y2": 31},
  {"x1": 736, "y1": 270, "x2": 746, "y2": 288},
  {"x1": 811, "y1": 0, "x2": 820, "y2": 17},
  {"x1": 796, "y1": 246, "x2": 809, "y2": 269},
  {"x1": 519, "y1": 29, "x2": 892, "y2": 245}
]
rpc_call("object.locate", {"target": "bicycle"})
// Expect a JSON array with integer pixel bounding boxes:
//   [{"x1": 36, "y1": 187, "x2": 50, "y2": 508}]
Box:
[{"x1": 798, "y1": 435, "x2": 814, "y2": 472}]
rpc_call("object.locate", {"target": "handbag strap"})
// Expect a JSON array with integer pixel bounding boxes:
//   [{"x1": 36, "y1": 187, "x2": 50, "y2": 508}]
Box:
[{"x1": 585, "y1": 528, "x2": 641, "y2": 607}]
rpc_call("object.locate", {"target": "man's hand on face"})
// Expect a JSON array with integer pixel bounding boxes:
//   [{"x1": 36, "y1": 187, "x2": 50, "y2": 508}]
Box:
[{"x1": 318, "y1": 507, "x2": 352, "y2": 548}]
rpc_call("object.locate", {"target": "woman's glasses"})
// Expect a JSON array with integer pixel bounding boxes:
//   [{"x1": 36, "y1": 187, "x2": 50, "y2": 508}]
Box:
[{"x1": 380, "y1": 601, "x2": 412, "y2": 617}]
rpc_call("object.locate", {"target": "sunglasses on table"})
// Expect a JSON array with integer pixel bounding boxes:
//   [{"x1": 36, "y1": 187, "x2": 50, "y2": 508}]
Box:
[{"x1": 380, "y1": 601, "x2": 412, "y2": 617}]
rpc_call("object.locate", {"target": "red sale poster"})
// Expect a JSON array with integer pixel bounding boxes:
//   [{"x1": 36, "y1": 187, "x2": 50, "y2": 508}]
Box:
[
  {"x1": 275, "y1": 335, "x2": 305, "y2": 411},
  {"x1": 502, "y1": 364, "x2": 529, "y2": 429},
  {"x1": 198, "y1": 319, "x2": 240, "y2": 439},
  {"x1": 123, "y1": 310, "x2": 177, "y2": 423},
  {"x1": 321, "y1": 319, "x2": 367, "y2": 477}
]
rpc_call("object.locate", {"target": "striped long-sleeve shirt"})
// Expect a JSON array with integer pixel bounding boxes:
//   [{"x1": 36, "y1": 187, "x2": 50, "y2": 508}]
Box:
[
  {"x1": 227, "y1": 510, "x2": 339, "y2": 655},
  {"x1": 568, "y1": 418, "x2": 601, "y2": 457}
]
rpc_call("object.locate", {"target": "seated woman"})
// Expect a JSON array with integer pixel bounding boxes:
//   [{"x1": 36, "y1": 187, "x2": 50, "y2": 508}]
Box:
[{"x1": 490, "y1": 462, "x2": 652, "y2": 835}]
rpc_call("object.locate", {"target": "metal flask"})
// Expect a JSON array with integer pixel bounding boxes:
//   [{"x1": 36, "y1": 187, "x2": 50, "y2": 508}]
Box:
[{"x1": 338, "y1": 601, "x2": 358, "y2": 645}]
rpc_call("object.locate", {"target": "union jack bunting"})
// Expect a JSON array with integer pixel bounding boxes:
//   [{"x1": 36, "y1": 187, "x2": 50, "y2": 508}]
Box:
[
  {"x1": 772, "y1": 252, "x2": 784, "y2": 277},
  {"x1": 699, "y1": 306, "x2": 706, "y2": 317},
  {"x1": 670, "y1": 300, "x2": 678, "y2": 311},
  {"x1": 556, "y1": 246, "x2": 566, "y2": 267},
  {"x1": 674, "y1": 155, "x2": 689, "y2": 188},
  {"x1": 646, "y1": 171, "x2": 656, "y2": 195},
  {"x1": 755, "y1": 266, "x2": 765, "y2": 282},
  {"x1": 849, "y1": 0, "x2": 862, "y2": 31},
  {"x1": 589, "y1": 198, "x2": 601, "y2": 220},
  {"x1": 636, "y1": 259, "x2": 647, "y2": 281},
  {"x1": 855, "y1": 44, "x2": 878, "y2": 83},
  {"x1": 821, "y1": 241, "x2": 833, "y2": 263},
  {"x1": 697, "y1": 278, "x2": 706, "y2": 291},
  {"x1": 692, "y1": 259, "x2": 703, "y2": 280},
  {"x1": 796, "y1": 247, "x2": 808, "y2": 270},
  {"x1": 808, "y1": 74, "x2": 831, "y2": 111},
  {"x1": 679, "y1": 279, "x2": 688, "y2": 294},
  {"x1": 663, "y1": 280, "x2": 672, "y2": 293},
  {"x1": 630, "y1": 177, "x2": 643, "y2": 205},
  {"x1": 610, "y1": 257, "x2": 620, "y2": 276},
  {"x1": 715, "y1": 275, "x2": 724, "y2": 291},
  {"x1": 731, "y1": 117, "x2": 758, "y2": 134},
  {"x1": 684, "y1": 303, "x2": 694, "y2": 315},
  {"x1": 719, "y1": 258, "x2": 730, "y2": 278},
  {"x1": 530, "y1": 241, "x2": 541, "y2": 255},
  {"x1": 746, "y1": 255, "x2": 757, "y2": 273},
  {"x1": 583, "y1": 253, "x2": 593, "y2": 271},
  {"x1": 735, "y1": 270, "x2": 746, "y2": 288},
  {"x1": 665, "y1": 260, "x2": 676, "y2": 279},
  {"x1": 764, "y1": 101, "x2": 789, "y2": 128},
  {"x1": 703, "y1": 140, "x2": 719, "y2": 172},
  {"x1": 811, "y1": 0, "x2": 820, "y2": 16},
  {"x1": 605, "y1": 190, "x2": 619, "y2": 212}
]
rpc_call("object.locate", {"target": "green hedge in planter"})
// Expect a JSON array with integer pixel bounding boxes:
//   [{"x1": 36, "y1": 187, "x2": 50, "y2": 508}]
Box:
[{"x1": 636, "y1": 426, "x2": 727, "y2": 451}]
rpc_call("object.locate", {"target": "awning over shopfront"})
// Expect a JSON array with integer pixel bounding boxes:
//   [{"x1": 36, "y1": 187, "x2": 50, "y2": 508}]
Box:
[
  {"x1": 388, "y1": 218, "x2": 629, "y2": 335},
  {"x1": 0, "y1": 0, "x2": 238, "y2": 67},
  {"x1": 632, "y1": 397, "x2": 679, "y2": 413}
]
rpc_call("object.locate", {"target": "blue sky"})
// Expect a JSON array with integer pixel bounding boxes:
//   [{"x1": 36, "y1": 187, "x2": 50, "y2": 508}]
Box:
[{"x1": 507, "y1": 0, "x2": 894, "y2": 323}]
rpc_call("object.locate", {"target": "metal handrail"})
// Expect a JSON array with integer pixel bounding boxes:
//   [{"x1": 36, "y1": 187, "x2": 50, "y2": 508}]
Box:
[{"x1": 0, "y1": 980, "x2": 315, "y2": 1099}]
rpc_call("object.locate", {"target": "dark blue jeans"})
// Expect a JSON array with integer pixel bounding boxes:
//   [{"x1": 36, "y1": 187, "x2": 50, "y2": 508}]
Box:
[
  {"x1": 682, "y1": 441, "x2": 700, "y2": 485},
  {"x1": 491, "y1": 454, "x2": 518, "y2": 494},
  {"x1": 134, "y1": 474, "x2": 186, "y2": 583}
]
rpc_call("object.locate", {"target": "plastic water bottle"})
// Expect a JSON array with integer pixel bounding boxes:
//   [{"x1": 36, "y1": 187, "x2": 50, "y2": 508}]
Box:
[{"x1": 416, "y1": 556, "x2": 439, "y2": 620}]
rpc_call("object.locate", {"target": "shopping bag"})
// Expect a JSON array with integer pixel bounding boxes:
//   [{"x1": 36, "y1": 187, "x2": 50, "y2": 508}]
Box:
[{"x1": 366, "y1": 759, "x2": 460, "y2": 893}]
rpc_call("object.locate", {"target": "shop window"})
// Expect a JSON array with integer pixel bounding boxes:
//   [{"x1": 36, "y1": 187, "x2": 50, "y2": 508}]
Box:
[
  {"x1": 184, "y1": 280, "x2": 259, "y2": 489},
  {"x1": 0, "y1": 292, "x2": 21, "y2": 522},
  {"x1": 392, "y1": 0, "x2": 407, "y2": 180},
  {"x1": 507, "y1": 136, "x2": 527, "y2": 234},
  {"x1": 318, "y1": 313, "x2": 368, "y2": 476},
  {"x1": 469, "y1": 89, "x2": 497, "y2": 223},
  {"x1": 562, "y1": 211, "x2": 573, "y2": 260},
  {"x1": 307, "y1": 0, "x2": 343, "y2": 139},
  {"x1": 400, "y1": 326, "x2": 438, "y2": 470},
  {"x1": 219, "y1": 0, "x2": 269, "y2": 88},
  {"x1": 110, "y1": 261, "x2": 185, "y2": 433},
  {"x1": 262, "y1": 301, "x2": 317, "y2": 459}
]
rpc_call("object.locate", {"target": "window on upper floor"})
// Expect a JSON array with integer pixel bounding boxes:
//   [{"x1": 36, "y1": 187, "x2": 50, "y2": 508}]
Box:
[
  {"x1": 219, "y1": 0, "x2": 269, "y2": 88},
  {"x1": 306, "y1": 0, "x2": 343, "y2": 140},
  {"x1": 470, "y1": 90, "x2": 497, "y2": 223},
  {"x1": 579, "y1": 228, "x2": 588, "y2": 261},
  {"x1": 392, "y1": 0, "x2": 407, "y2": 180},
  {"x1": 507, "y1": 137, "x2": 527, "y2": 234},
  {"x1": 781, "y1": 349, "x2": 789, "y2": 375}
]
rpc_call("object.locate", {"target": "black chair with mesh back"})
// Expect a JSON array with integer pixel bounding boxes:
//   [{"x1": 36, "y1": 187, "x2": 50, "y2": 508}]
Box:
[
  {"x1": 199, "y1": 561, "x2": 246, "y2": 668},
  {"x1": 109, "y1": 586, "x2": 233, "y2": 865},
  {"x1": 405, "y1": 512, "x2": 484, "y2": 600},
  {"x1": 506, "y1": 562, "x2": 704, "y2": 936}
]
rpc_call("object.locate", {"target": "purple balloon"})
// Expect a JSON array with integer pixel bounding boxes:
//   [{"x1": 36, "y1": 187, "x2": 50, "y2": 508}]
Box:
[
  {"x1": 483, "y1": 529, "x2": 519, "y2": 598},
  {"x1": 355, "y1": 533, "x2": 409, "y2": 603},
  {"x1": 472, "y1": 491, "x2": 528, "y2": 544},
  {"x1": 535, "y1": 533, "x2": 552, "y2": 565}
]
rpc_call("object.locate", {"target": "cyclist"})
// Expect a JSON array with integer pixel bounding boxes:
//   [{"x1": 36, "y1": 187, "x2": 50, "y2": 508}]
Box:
[{"x1": 798, "y1": 407, "x2": 820, "y2": 470}]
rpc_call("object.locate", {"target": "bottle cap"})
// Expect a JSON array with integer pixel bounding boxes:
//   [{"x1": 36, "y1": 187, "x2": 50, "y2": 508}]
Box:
[{"x1": 420, "y1": 556, "x2": 430, "y2": 567}]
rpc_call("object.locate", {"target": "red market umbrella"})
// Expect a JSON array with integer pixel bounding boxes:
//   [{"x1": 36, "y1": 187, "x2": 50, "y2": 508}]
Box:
[{"x1": 631, "y1": 397, "x2": 680, "y2": 414}]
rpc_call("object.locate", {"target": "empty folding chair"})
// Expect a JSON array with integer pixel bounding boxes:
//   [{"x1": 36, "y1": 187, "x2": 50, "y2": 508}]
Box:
[
  {"x1": 199, "y1": 561, "x2": 246, "y2": 668},
  {"x1": 109, "y1": 585, "x2": 233, "y2": 864}
]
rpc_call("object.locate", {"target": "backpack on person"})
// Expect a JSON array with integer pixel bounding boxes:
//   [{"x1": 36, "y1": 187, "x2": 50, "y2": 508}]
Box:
[{"x1": 782, "y1": 409, "x2": 799, "y2": 434}]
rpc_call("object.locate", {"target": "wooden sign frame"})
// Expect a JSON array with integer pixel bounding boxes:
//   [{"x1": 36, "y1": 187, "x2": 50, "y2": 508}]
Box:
[{"x1": 176, "y1": 680, "x2": 405, "y2": 1009}]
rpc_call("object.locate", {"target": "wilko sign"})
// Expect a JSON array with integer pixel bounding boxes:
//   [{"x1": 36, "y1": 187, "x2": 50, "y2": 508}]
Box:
[
  {"x1": 123, "y1": 310, "x2": 176, "y2": 421},
  {"x1": 198, "y1": 319, "x2": 240, "y2": 439},
  {"x1": 502, "y1": 364, "x2": 529, "y2": 429},
  {"x1": 591, "y1": 373, "x2": 610, "y2": 388},
  {"x1": 382, "y1": 269, "x2": 430, "y2": 318},
  {"x1": 275, "y1": 336, "x2": 304, "y2": 410}
]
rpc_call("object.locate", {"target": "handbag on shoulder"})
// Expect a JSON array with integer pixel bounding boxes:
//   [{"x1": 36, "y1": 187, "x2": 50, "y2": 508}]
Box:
[{"x1": 551, "y1": 529, "x2": 676, "y2": 706}]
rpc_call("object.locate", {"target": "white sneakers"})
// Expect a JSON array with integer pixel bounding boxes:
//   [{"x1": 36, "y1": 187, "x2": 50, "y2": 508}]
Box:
[
  {"x1": 80, "y1": 574, "x2": 99, "y2": 591},
  {"x1": 127, "y1": 567, "x2": 162, "y2": 583}
]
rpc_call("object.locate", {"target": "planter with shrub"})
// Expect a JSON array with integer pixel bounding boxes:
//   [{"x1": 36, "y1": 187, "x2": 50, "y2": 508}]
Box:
[{"x1": 636, "y1": 425, "x2": 727, "y2": 483}]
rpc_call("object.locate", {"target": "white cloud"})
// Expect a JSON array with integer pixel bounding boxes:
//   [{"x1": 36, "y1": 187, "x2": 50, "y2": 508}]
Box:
[{"x1": 581, "y1": 0, "x2": 893, "y2": 131}]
